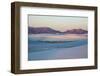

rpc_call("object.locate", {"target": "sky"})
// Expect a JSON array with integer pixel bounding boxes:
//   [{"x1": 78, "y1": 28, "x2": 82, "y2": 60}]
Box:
[{"x1": 28, "y1": 15, "x2": 88, "y2": 32}]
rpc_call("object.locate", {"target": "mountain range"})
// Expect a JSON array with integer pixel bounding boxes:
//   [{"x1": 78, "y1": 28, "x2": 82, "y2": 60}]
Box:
[{"x1": 28, "y1": 27, "x2": 87, "y2": 34}]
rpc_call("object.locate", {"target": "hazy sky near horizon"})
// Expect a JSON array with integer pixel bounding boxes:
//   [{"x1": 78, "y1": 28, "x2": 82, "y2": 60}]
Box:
[{"x1": 29, "y1": 15, "x2": 88, "y2": 32}]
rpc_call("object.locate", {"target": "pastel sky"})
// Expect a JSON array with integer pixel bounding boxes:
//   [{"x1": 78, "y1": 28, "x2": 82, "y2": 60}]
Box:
[{"x1": 29, "y1": 15, "x2": 88, "y2": 32}]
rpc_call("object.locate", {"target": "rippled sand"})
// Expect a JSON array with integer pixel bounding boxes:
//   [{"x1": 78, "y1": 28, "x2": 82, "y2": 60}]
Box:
[{"x1": 28, "y1": 45, "x2": 88, "y2": 60}]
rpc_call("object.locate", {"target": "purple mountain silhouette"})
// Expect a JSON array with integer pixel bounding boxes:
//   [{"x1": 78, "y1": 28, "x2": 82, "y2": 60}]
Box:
[
  {"x1": 64, "y1": 29, "x2": 87, "y2": 34},
  {"x1": 28, "y1": 27, "x2": 61, "y2": 34},
  {"x1": 28, "y1": 27, "x2": 87, "y2": 34}
]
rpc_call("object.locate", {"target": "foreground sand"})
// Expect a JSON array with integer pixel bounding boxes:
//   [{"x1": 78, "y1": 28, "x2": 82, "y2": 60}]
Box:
[{"x1": 28, "y1": 45, "x2": 88, "y2": 60}]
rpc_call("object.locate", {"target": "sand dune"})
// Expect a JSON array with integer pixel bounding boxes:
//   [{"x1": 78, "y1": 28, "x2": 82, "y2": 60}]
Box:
[
  {"x1": 29, "y1": 34, "x2": 87, "y2": 41},
  {"x1": 29, "y1": 45, "x2": 88, "y2": 60}
]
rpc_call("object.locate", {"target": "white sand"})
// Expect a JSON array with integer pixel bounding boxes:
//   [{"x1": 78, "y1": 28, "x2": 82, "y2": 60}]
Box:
[{"x1": 29, "y1": 45, "x2": 88, "y2": 60}]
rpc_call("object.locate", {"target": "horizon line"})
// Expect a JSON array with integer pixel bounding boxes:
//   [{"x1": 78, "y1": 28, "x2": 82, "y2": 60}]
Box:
[{"x1": 28, "y1": 26, "x2": 88, "y2": 32}]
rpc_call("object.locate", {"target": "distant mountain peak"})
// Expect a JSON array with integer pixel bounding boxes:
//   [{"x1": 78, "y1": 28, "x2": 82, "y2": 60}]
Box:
[
  {"x1": 65, "y1": 29, "x2": 87, "y2": 34},
  {"x1": 28, "y1": 27, "x2": 87, "y2": 34},
  {"x1": 28, "y1": 27, "x2": 61, "y2": 34}
]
